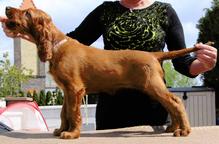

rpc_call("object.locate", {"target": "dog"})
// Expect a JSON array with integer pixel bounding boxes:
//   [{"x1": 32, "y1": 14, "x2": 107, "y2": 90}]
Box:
[{"x1": 4, "y1": 6, "x2": 210, "y2": 139}]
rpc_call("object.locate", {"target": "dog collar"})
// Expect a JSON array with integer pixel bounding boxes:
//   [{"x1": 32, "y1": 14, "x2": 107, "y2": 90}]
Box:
[{"x1": 53, "y1": 38, "x2": 68, "y2": 52}]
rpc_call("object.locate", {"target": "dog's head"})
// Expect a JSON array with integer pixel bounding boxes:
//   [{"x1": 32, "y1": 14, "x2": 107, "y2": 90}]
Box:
[{"x1": 5, "y1": 6, "x2": 53, "y2": 62}]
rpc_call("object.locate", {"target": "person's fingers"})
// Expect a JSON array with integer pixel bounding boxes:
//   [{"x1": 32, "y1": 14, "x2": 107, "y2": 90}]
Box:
[
  {"x1": 0, "y1": 16, "x2": 8, "y2": 22},
  {"x1": 195, "y1": 43, "x2": 217, "y2": 52},
  {"x1": 195, "y1": 43, "x2": 217, "y2": 69},
  {"x1": 196, "y1": 49, "x2": 217, "y2": 59},
  {"x1": 196, "y1": 53, "x2": 217, "y2": 70},
  {"x1": 196, "y1": 53, "x2": 215, "y2": 64}
]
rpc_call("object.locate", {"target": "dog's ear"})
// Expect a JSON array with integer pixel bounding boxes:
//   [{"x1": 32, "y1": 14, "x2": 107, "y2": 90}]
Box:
[
  {"x1": 26, "y1": 9, "x2": 53, "y2": 62},
  {"x1": 38, "y1": 40, "x2": 53, "y2": 62},
  {"x1": 24, "y1": 10, "x2": 32, "y2": 20},
  {"x1": 32, "y1": 9, "x2": 52, "y2": 25},
  {"x1": 34, "y1": 21, "x2": 53, "y2": 62}
]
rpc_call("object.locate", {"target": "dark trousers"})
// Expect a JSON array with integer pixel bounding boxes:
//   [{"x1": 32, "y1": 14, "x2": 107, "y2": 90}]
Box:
[{"x1": 95, "y1": 89, "x2": 168, "y2": 130}]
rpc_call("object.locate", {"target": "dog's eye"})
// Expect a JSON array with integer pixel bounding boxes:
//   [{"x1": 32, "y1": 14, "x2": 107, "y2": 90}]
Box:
[
  {"x1": 25, "y1": 11, "x2": 31, "y2": 19},
  {"x1": 6, "y1": 13, "x2": 13, "y2": 19}
]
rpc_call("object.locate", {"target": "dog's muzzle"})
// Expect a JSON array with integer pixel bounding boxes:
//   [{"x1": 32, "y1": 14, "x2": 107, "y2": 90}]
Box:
[
  {"x1": 5, "y1": 21, "x2": 17, "y2": 29},
  {"x1": 5, "y1": 6, "x2": 19, "y2": 29}
]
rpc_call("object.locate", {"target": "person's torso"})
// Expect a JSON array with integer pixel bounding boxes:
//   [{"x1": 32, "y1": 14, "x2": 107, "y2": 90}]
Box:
[{"x1": 100, "y1": 1, "x2": 170, "y2": 52}]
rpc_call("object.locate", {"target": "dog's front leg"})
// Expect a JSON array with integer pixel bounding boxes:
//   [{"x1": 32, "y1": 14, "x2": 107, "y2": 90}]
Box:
[
  {"x1": 60, "y1": 87, "x2": 85, "y2": 139},
  {"x1": 53, "y1": 92, "x2": 68, "y2": 136}
]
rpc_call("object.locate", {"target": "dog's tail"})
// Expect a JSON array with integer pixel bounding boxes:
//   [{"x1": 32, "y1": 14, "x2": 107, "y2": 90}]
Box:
[
  {"x1": 153, "y1": 47, "x2": 198, "y2": 61},
  {"x1": 153, "y1": 41, "x2": 214, "y2": 61}
]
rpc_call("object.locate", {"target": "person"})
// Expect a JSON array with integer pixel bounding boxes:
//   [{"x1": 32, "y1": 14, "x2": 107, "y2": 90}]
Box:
[{"x1": 1, "y1": 0, "x2": 217, "y2": 130}]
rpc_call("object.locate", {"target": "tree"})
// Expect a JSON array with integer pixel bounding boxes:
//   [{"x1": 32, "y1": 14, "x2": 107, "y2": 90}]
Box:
[
  {"x1": 163, "y1": 60, "x2": 198, "y2": 87},
  {"x1": 0, "y1": 53, "x2": 32, "y2": 97},
  {"x1": 197, "y1": 0, "x2": 219, "y2": 108}
]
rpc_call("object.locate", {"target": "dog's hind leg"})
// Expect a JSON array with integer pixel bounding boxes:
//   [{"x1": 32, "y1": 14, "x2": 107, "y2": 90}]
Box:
[
  {"x1": 169, "y1": 94, "x2": 191, "y2": 136},
  {"x1": 59, "y1": 84, "x2": 85, "y2": 139},
  {"x1": 144, "y1": 75, "x2": 191, "y2": 136},
  {"x1": 165, "y1": 112, "x2": 180, "y2": 133}
]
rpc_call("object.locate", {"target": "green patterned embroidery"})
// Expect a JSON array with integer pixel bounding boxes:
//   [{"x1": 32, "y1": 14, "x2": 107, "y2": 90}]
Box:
[{"x1": 102, "y1": 1, "x2": 169, "y2": 52}]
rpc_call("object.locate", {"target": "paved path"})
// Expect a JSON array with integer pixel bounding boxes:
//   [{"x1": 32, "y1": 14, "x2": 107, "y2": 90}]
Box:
[{"x1": 1, "y1": 126, "x2": 219, "y2": 144}]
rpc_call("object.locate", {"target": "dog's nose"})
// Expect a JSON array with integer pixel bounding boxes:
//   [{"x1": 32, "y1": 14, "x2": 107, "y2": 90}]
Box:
[{"x1": 6, "y1": 21, "x2": 17, "y2": 29}]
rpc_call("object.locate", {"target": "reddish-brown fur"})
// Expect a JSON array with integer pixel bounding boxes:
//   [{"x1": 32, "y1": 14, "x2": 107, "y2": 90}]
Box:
[{"x1": 5, "y1": 7, "x2": 205, "y2": 139}]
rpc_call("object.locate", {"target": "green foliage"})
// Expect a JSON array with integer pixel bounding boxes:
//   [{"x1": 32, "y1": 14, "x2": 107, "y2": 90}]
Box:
[
  {"x1": 18, "y1": 90, "x2": 25, "y2": 97},
  {"x1": 163, "y1": 61, "x2": 197, "y2": 87},
  {"x1": 31, "y1": 89, "x2": 63, "y2": 106},
  {"x1": 32, "y1": 90, "x2": 39, "y2": 102},
  {"x1": 0, "y1": 53, "x2": 32, "y2": 97},
  {"x1": 45, "y1": 90, "x2": 52, "y2": 105},
  {"x1": 39, "y1": 90, "x2": 46, "y2": 106},
  {"x1": 197, "y1": 0, "x2": 219, "y2": 87},
  {"x1": 56, "y1": 89, "x2": 63, "y2": 105},
  {"x1": 35, "y1": 89, "x2": 64, "y2": 106}
]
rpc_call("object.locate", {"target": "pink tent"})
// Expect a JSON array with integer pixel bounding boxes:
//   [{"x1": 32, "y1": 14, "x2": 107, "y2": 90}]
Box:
[{"x1": 0, "y1": 101, "x2": 48, "y2": 131}]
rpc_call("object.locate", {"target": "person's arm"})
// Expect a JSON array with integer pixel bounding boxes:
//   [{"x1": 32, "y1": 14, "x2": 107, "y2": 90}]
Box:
[
  {"x1": 165, "y1": 5, "x2": 217, "y2": 77},
  {"x1": 165, "y1": 4, "x2": 197, "y2": 78},
  {"x1": 67, "y1": 3, "x2": 104, "y2": 45}
]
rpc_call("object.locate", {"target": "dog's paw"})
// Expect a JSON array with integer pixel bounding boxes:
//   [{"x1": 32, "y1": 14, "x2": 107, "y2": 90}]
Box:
[
  {"x1": 53, "y1": 128, "x2": 63, "y2": 136},
  {"x1": 173, "y1": 128, "x2": 191, "y2": 137},
  {"x1": 165, "y1": 125, "x2": 179, "y2": 133},
  {"x1": 60, "y1": 131, "x2": 80, "y2": 139}
]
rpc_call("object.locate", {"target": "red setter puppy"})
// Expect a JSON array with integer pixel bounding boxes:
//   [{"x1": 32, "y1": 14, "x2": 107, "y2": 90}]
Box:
[{"x1": 4, "y1": 6, "x2": 211, "y2": 139}]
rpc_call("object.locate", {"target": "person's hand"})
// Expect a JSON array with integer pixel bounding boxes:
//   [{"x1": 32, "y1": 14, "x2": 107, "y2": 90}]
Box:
[
  {"x1": 195, "y1": 42, "x2": 217, "y2": 70},
  {"x1": 1, "y1": 16, "x2": 15, "y2": 37},
  {"x1": 0, "y1": 16, "x2": 7, "y2": 22},
  {"x1": 0, "y1": 16, "x2": 35, "y2": 43},
  {"x1": 190, "y1": 42, "x2": 217, "y2": 75}
]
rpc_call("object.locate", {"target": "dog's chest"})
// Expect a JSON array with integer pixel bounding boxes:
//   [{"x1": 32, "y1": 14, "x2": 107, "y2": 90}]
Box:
[{"x1": 48, "y1": 63, "x2": 63, "y2": 87}]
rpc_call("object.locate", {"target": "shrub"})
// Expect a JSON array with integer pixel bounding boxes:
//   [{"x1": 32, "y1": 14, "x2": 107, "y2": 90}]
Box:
[
  {"x1": 39, "y1": 90, "x2": 46, "y2": 106},
  {"x1": 32, "y1": 90, "x2": 39, "y2": 103},
  {"x1": 46, "y1": 91, "x2": 53, "y2": 105},
  {"x1": 56, "y1": 89, "x2": 63, "y2": 105}
]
